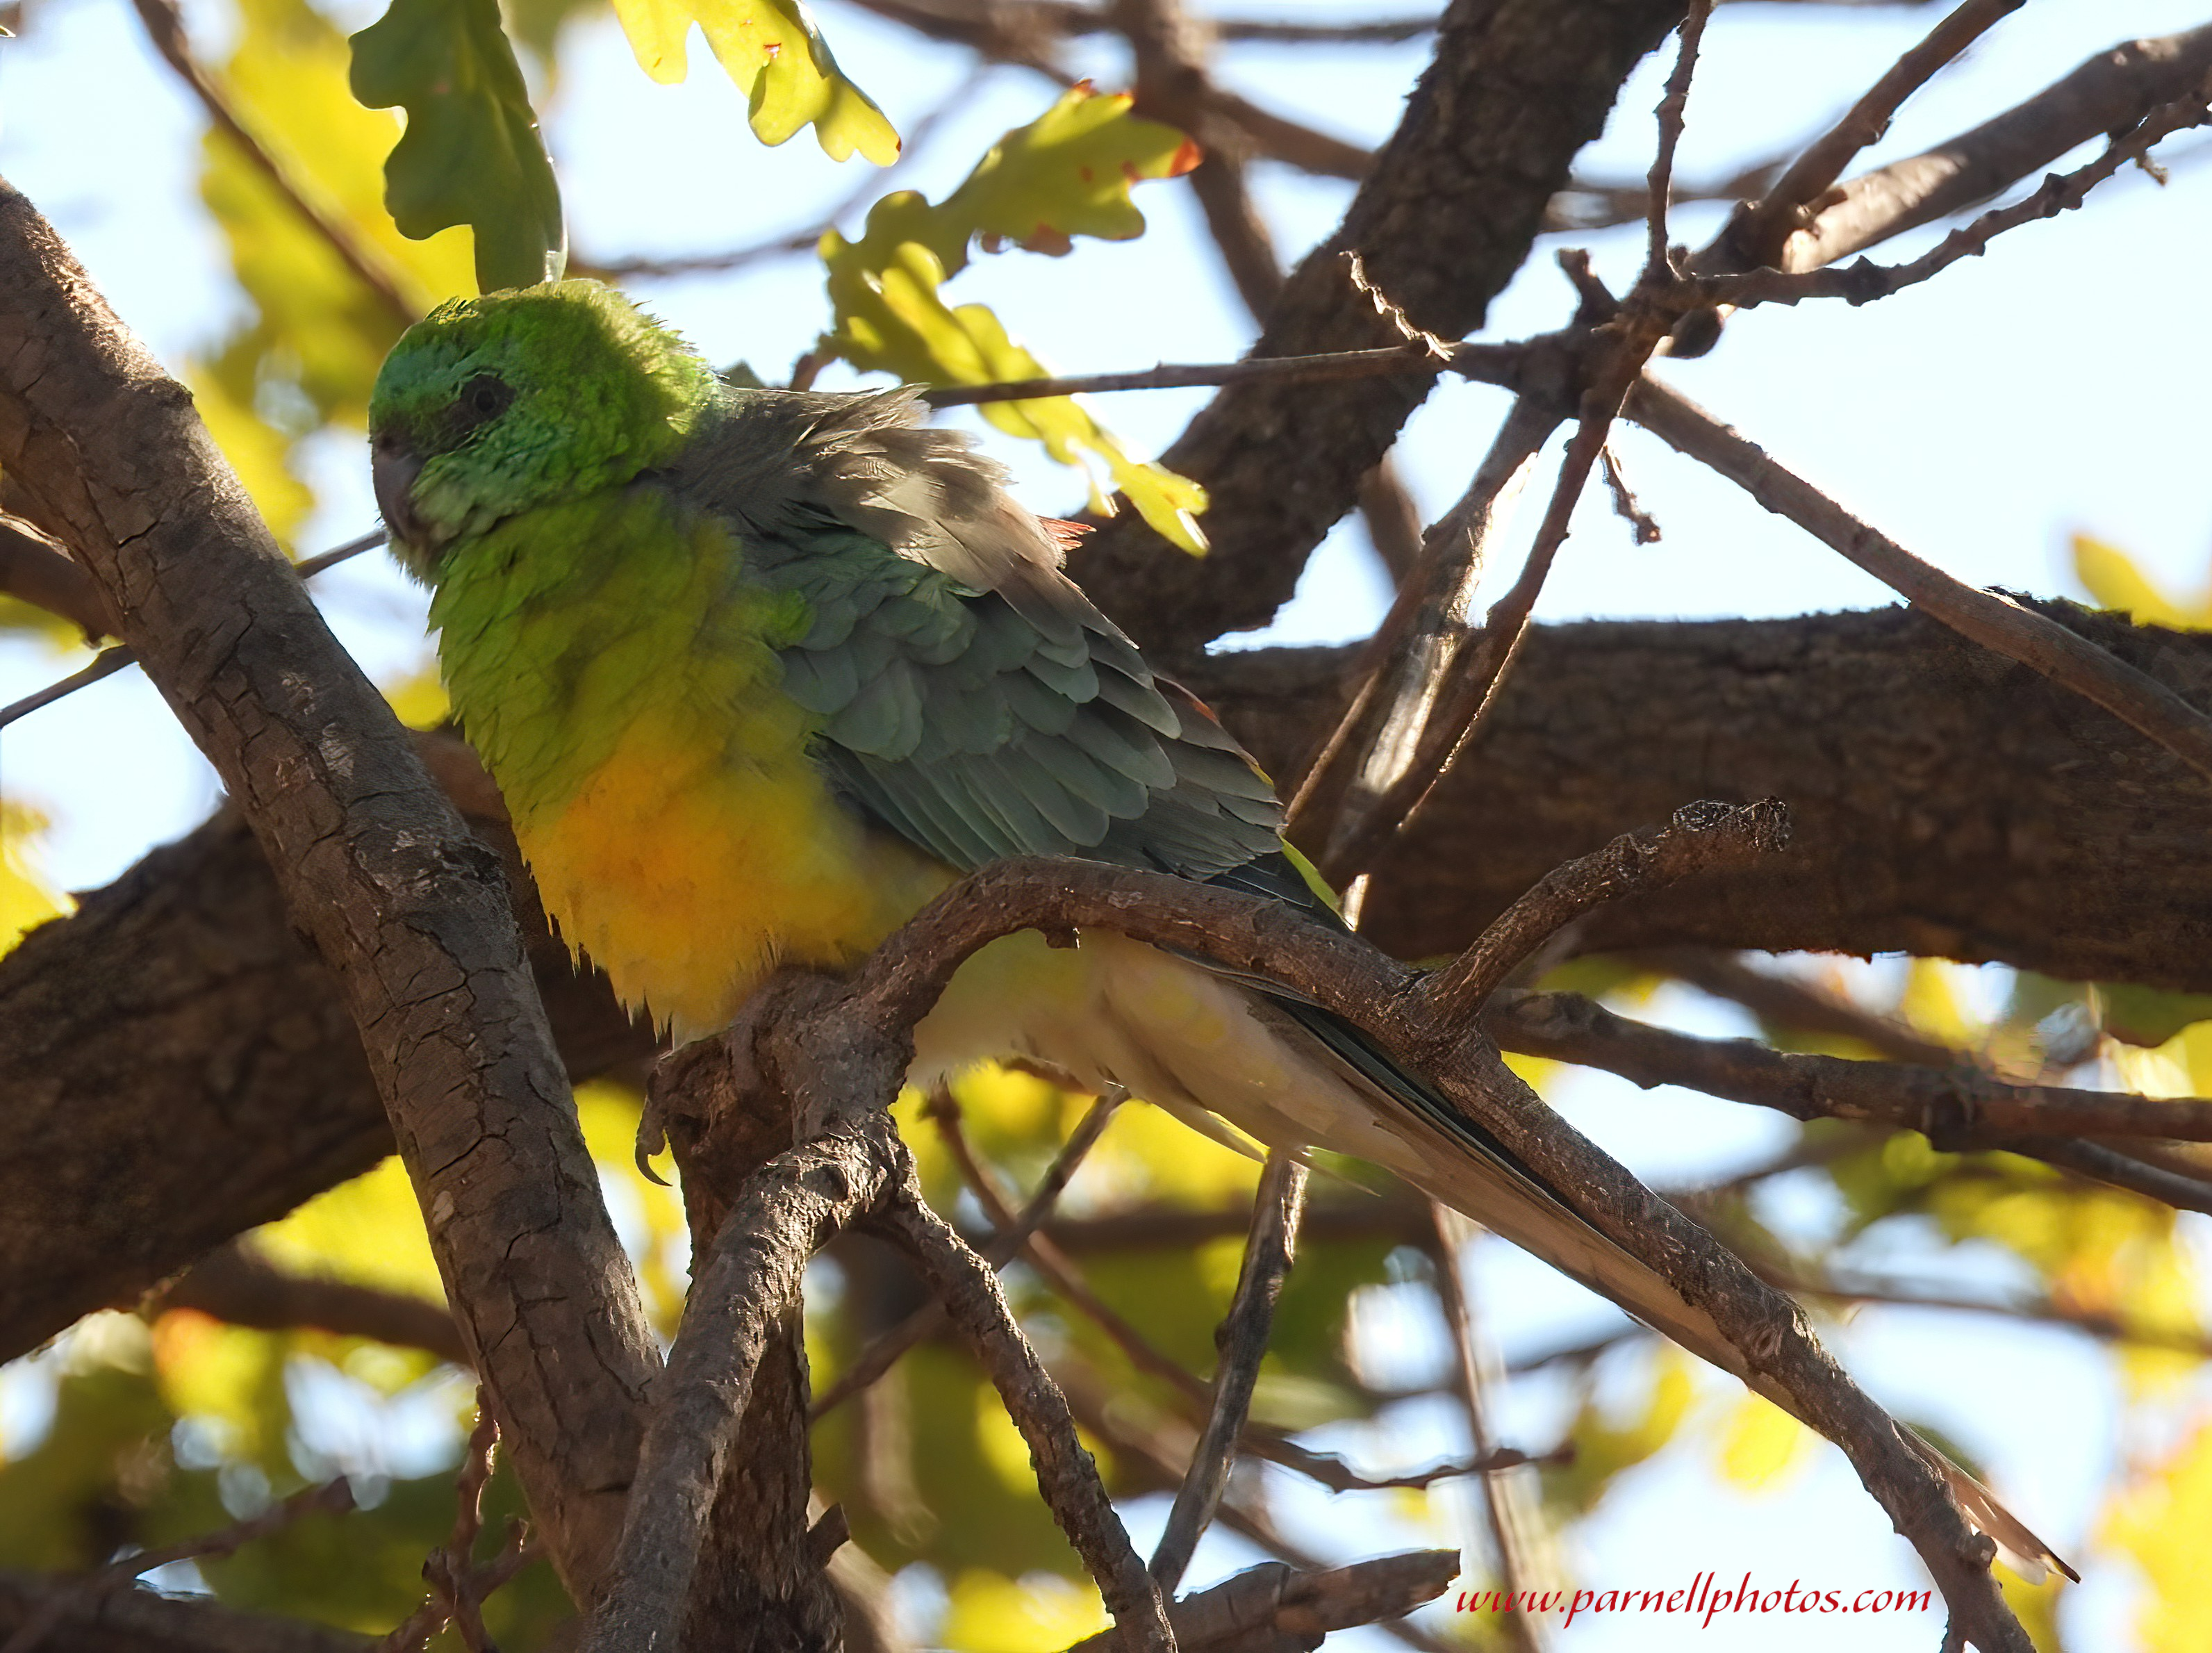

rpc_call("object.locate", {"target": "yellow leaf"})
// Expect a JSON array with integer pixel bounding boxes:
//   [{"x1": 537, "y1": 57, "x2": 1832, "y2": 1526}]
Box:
[
  {"x1": 0, "y1": 803, "x2": 71, "y2": 956},
  {"x1": 151, "y1": 1310, "x2": 290, "y2": 1470},
  {"x1": 1897, "y1": 958, "x2": 1975, "y2": 1048},
  {"x1": 1715, "y1": 1392, "x2": 1809, "y2": 1492},
  {"x1": 609, "y1": 0, "x2": 898, "y2": 163},
  {"x1": 2072, "y1": 533, "x2": 2212, "y2": 631},
  {"x1": 190, "y1": 365, "x2": 315, "y2": 550},
  {"x1": 2105, "y1": 1408, "x2": 2212, "y2": 1652},
  {"x1": 381, "y1": 664, "x2": 450, "y2": 730},
  {"x1": 820, "y1": 88, "x2": 1206, "y2": 550},
  {"x1": 255, "y1": 1156, "x2": 445, "y2": 1305},
  {"x1": 941, "y1": 1568, "x2": 1107, "y2": 1653}
]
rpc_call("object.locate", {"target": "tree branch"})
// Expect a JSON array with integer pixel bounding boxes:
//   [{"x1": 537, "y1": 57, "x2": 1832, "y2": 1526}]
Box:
[
  {"x1": 1489, "y1": 989, "x2": 2212, "y2": 1144},
  {"x1": 1426, "y1": 800, "x2": 1791, "y2": 1021},
  {"x1": 1148, "y1": 1151, "x2": 1307, "y2": 1594},
  {"x1": 1722, "y1": 0, "x2": 2026, "y2": 270},
  {"x1": 1064, "y1": 1552, "x2": 1460, "y2": 1653},
  {"x1": 1626, "y1": 375, "x2": 2212, "y2": 787},
  {"x1": 580, "y1": 1103, "x2": 904, "y2": 1653},
  {"x1": 0, "y1": 179, "x2": 658, "y2": 1602},
  {"x1": 871, "y1": 1182, "x2": 1175, "y2": 1653}
]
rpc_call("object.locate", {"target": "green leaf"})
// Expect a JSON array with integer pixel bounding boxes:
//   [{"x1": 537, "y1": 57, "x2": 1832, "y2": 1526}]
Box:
[
  {"x1": 820, "y1": 88, "x2": 1207, "y2": 552},
  {"x1": 349, "y1": 0, "x2": 566, "y2": 293},
  {"x1": 609, "y1": 0, "x2": 898, "y2": 164}
]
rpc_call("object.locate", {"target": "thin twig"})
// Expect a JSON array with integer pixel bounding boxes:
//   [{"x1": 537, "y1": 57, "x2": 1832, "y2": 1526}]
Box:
[
  {"x1": 0, "y1": 528, "x2": 386, "y2": 730},
  {"x1": 126, "y1": 0, "x2": 415, "y2": 328},
  {"x1": 921, "y1": 339, "x2": 1528, "y2": 408},
  {"x1": 1597, "y1": 443, "x2": 1661, "y2": 544},
  {"x1": 0, "y1": 1480, "x2": 356, "y2": 1653},
  {"x1": 429, "y1": 1401, "x2": 500, "y2": 1653},
  {"x1": 1429, "y1": 1208, "x2": 1552, "y2": 1653},
  {"x1": 1488, "y1": 989, "x2": 2212, "y2": 1144},
  {"x1": 1761, "y1": 19, "x2": 2212, "y2": 272},
  {"x1": 1288, "y1": 397, "x2": 1557, "y2": 849},
  {"x1": 921, "y1": 1096, "x2": 1360, "y2": 1490},
  {"x1": 1705, "y1": 80, "x2": 2212, "y2": 313},
  {"x1": 1626, "y1": 375, "x2": 2212, "y2": 787},
  {"x1": 1053, "y1": 1362, "x2": 1455, "y2": 1653},
  {"x1": 1726, "y1": 0, "x2": 2027, "y2": 270},
  {"x1": 577, "y1": 74, "x2": 982, "y2": 281},
  {"x1": 810, "y1": 1089, "x2": 1122, "y2": 1419},
  {"x1": 1644, "y1": 1, "x2": 1715, "y2": 281},
  {"x1": 1620, "y1": 947, "x2": 1963, "y2": 1068},
  {"x1": 1426, "y1": 801, "x2": 1792, "y2": 1023},
  {"x1": 1150, "y1": 1151, "x2": 1308, "y2": 1595},
  {"x1": 0, "y1": 646, "x2": 135, "y2": 730},
  {"x1": 1067, "y1": 1552, "x2": 1460, "y2": 1653},
  {"x1": 873, "y1": 1175, "x2": 1175, "y2": 1653}
]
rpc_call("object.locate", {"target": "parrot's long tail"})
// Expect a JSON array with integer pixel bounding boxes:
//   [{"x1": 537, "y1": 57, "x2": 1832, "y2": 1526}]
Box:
[{"x1": 1255, "y1": 992, "x2": 2077, "y2": 1586}]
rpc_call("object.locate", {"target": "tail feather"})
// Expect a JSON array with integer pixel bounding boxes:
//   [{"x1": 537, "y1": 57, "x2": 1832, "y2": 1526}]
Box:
[{"x1": 1253, "y1": 990, "x2": 2077, "y2": 1584}]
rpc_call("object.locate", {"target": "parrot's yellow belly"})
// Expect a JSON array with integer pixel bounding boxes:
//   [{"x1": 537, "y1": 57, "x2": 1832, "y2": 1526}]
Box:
[{"x1": 516, "y1": 707, "x2": 950, "y2": 1039}]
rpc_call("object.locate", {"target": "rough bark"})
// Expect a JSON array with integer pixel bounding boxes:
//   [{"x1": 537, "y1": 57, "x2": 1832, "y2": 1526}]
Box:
[
  {"x1": 0, "y1": 179, "x2": 657, "y2": 1602},
  {"x1": 1066, "y1": 0, "x2": 1689, "y2": 649},
  {"x1": 0, "y1": 1572, "x2": 370, "y2": 1653},
  {"x1": 10, "y1": 604, "x2": 2212, "y2": 1372},
  {"x1": 1196, "y1": 601, "x2": 2212, "y2": 986},
  {"x1": 648, "y1": 1035, "x2": 846, "y2": 1653}
]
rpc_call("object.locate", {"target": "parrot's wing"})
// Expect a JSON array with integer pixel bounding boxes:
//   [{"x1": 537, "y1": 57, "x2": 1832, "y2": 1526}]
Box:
[{"x1": 666, "y1": 384, "x2": 1285, "y2": 879}]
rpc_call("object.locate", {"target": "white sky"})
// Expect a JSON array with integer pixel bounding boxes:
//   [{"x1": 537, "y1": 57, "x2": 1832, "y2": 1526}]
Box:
[{"x1": 4, "y1": 2, "x2": 2211, "y2": 1647}]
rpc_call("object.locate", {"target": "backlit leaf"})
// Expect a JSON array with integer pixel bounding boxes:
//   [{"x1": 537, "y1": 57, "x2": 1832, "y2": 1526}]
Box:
[
  {"x1": 820, "y1": 88, "x2": 1206, "y2": 551},
  {"x1": 941, "y1": 1568, "x2": 1107, "y2": 1653},
  {"x1": 609, "y1": 0, "x2": 898, "y2": 163},
  {"x1": 2106, "y1": 1409, "x2": 2212, "y2": 1653},
  {"x1": 350, "y1": 0, "x2": 566, "y2": 292},
  {"x1": 0, "y1": 803, "x2": 69, "y2": 957},
  {"x1": 1716, "y1": 1392, "x2": 1809, "y2": 1492},
  {"x1": 2072, "y1": 532, "x2": 2212, "y2": 631}
]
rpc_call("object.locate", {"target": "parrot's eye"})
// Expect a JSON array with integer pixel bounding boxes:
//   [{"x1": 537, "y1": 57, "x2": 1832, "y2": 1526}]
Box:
[{"x1": 454, "y1": 374, "x2": 515, "y2": 431}]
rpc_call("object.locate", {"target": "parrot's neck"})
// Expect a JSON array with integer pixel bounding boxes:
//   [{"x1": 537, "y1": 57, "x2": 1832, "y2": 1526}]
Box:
[{"x1": 429, "y1": 487, "x2": 944, "y2": 1038}]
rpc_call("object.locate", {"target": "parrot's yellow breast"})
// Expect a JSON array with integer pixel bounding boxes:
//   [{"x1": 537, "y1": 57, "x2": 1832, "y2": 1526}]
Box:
[{"x1": 518, "y1": 704, "x2": 949, "y2": 1041}]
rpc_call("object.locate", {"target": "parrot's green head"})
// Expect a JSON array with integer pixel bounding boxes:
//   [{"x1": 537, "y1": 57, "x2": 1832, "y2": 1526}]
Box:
[{"x1": 368, "y1": 279, "x2": 716, "y2": 579}]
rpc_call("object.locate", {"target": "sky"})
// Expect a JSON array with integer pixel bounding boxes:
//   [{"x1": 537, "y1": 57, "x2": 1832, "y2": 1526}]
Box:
[{"x1": 3, "y1": 1, "x2": 2212, "y2": 1647}]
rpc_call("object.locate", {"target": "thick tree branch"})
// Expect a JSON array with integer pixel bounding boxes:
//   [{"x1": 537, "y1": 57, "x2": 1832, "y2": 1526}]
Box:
[
  {"x1": 0, "y1": 1574, "x2": 371, "y2": 1653},
  {"x1": 581, "y1": 1106, "x2": 904, "y2": 1653},
  {"x1": 22, "y1": 606, "x2": 2212, "y2": 1374},
  {"x1": 0, "y1": 179, "x2": 657, "y2": 1602},
  {"x1": 1066, "y1": 0, "x2": 1689, "y2": 649},
  {"x1": 1627, "y1": 376, "x2": 2212, "y2": 787}
]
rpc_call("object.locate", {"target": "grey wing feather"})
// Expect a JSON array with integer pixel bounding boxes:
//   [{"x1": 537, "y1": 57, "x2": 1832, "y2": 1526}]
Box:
[{"x1": 664, "y1": 382, "x2": 1286, "y2": 880}]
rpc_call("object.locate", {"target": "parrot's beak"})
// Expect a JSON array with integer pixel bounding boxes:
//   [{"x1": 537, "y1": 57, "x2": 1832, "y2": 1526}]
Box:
[{"x1": 370, "y1": 431, "x2": 426, "y2": 552}]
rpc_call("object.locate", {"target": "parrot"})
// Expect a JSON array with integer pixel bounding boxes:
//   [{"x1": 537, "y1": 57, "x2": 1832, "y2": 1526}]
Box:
[{"x1": 368, "y1": 279, "x2": 2067, "y2": 1583}]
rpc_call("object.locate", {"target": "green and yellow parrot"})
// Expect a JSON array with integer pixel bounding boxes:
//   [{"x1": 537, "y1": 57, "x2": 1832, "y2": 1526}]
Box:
[{"x1": 368, "y1": 280, "x2": 2064, "y2": 1581}]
